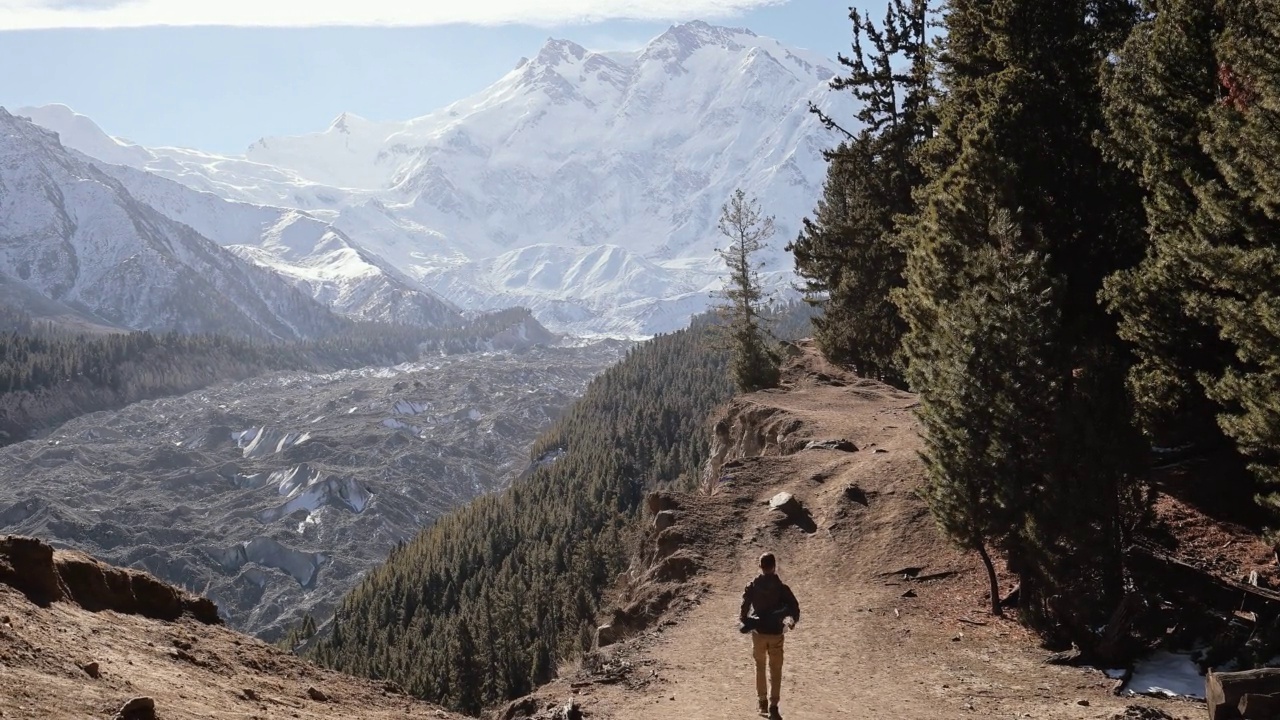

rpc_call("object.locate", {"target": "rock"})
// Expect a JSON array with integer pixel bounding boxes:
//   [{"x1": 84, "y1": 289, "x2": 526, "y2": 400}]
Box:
[
  {"x1": 306, "y1": 686, "x2": 328, "y2": 702},
  {"x1": 655, "y1": 528, "x2": 687, "y2": 558},
  {"x1": 81, "y1": 661, "x2": 101, "y2": 679},
  {"x1": 115, "y1": 696, "x2": 156, "y2": 720},
  {"x1": 560, "y1": 700, "x2": 583, "y2": 720},
  {"x1": 1043, "y1": 649, "x2": 1082, "y2": 666},
  {"x1": 769, "y1": 492, "x2": 801, "y2": 514},
  {"x1": 597, "y1": 624, "x2": 624, "y2": 648},
  {"x1": 1077, "y1": 699, "x2": 1090, "y2": 706},
  {"x1": 646, "y1": 492, "x2": 679, "y2": 516},
  {"x1": 844, "y1": 485, "x2": 870, "y2": 506},
  {"x1": 654, "y1": 511, "x2": 677, "y2": 532},
  {"x1": 804, "y1": 439, "x2": 858, "y2": 452},
  {"x1": 241, "y1": 688, "x2": 259, "y2": 701},
  {"x1": 500, "y1": 696, "x2": 540, "y2": 720}
]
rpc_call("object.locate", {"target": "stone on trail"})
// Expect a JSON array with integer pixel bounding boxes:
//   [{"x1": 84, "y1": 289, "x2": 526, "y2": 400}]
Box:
[
  {"x1": 769, "y1": 492, "x2": 801, "y2": 515},
  {"x1": 306, "y1": 686, "x2": 329, "y2": 702},
  {"x1": 81, "y1": 661, "x2": 101, "y2": 678}
]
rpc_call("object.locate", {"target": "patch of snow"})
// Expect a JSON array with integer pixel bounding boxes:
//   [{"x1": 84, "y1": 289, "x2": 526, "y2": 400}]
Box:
[
  {"x1": 394, "y1": 400, "x2": 430, "y2": 415},
  {"x1": 1125, "y1": 652, "x2": 1205, "y2": 699}
]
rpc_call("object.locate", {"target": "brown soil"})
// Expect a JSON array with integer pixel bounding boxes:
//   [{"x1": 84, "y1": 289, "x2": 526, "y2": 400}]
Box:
[
  {"x1": 0, "y1": 537, "x2": 462, "y2": 720},
  {"x1": 509, "y1": 346, "x2": 1201, "y2": 720}
]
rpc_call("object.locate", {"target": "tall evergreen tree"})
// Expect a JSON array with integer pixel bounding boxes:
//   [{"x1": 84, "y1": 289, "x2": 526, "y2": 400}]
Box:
[
  {"x1": 917, "y1": 212, "x2": 1061, "y2": 618},
  {"x1": 789, "y1": 0, "x2": 933, "y2": 382},
  {"x1": 715, "y1": 189, "x2": 781, "y2": 393},
  {"x1": 1197, "y1": 0, "x2": 1280, "y2": 507},
  {"x1": 1103, "y1": 0, "x2": 1280, "y2": 511},
  {"x1": 1101, "y1": 0, "x2": 1233, "y2": 451},
  {"x1": 898, "y1": 0, "x2": 1146, "y2": 634}
]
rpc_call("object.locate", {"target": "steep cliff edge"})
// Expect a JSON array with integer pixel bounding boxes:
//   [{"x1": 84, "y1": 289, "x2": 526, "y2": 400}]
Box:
[
  {"x1": 499, "y1": 344, "x2": 1192, "y2": 720},
  {"x1": 0, "y1": 536, "x2": 464, "y2": 719}
]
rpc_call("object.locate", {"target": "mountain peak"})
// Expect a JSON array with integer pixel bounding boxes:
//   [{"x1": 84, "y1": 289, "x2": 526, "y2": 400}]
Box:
[
  {"x1": 535, "y1": 37, "x2": 589, "y2": 67},
  {"x1": 638, "y1": 20, "x2": 758, "y2": 71},
  {"x1": 328, "y1": 111, "x2": 364, "y2": 134},
  {"x1": 657, "y1": 20, "x2": 756, "y2": 49}
]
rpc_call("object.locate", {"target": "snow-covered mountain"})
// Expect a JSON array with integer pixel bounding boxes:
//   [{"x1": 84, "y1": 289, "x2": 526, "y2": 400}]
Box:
[
  {"x1": 14, "y1": 105, "x2": 463, "y2": 328},
  {"x1": 0, "y1": 109, "x2": 348, "y2": 340},
  {"x1": 17, "y1": 21, "x2": 851, "y2": 336}
]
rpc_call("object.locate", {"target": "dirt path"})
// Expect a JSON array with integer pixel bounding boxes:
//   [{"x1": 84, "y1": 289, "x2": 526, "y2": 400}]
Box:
[{"x1": 549, "y1": 355, "x2": 1201, "y2": 720}]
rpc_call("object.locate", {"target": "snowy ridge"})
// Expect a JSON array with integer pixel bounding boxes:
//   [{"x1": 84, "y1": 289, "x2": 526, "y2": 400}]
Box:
[
  {"x1": 0, "y1": 109, "x2": 348, "y2": 340},
  {"x1": 17, "y1": 21, "x2": 852, "y2": 335},
  {"x1": 14, "y1": 105, "x2": 462, "y2": 328}
]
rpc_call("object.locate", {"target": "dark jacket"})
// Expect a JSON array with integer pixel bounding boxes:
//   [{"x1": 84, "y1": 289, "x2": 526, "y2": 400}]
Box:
[{"x1": 740, "y1": 573, "x2": 800, "y2": 635}]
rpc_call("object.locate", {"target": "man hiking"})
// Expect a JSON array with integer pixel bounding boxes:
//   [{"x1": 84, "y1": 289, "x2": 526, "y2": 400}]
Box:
[{"x1": 740, "y1": 552, "x2": 800, "y2": 719}]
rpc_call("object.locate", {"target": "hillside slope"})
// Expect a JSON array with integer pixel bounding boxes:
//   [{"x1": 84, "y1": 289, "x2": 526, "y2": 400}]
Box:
[
  {"x1": 0, "y1": 536, "x2": 464, "y2": 720},
  {"x1": 507, "y1": 345, "x2": 1195, "y2": 720}
]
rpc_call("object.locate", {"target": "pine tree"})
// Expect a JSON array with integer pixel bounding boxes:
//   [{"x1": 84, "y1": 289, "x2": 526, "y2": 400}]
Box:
[
  {"x1": 1103, "y1": 0, "x2": 1280, "y2": 511},
  {"x1": 898, "y1": 0, "x2": 1145, "y2": 633},
  {"x1": 1101, "y1": 0, "x2": 1233, "y2": 450},
  {"x1": 917, "y1": 212, "x2": 1060, "y2": 617},
  {"x1": 715, "y1": 189, "x2": 781, "y2": 393},
  {"x1": 789, "y1": 0, "x2": 933, "y2": 382},
  {"x1": 1197, "y1": 0, "x2": 1280, "y2": 508}
]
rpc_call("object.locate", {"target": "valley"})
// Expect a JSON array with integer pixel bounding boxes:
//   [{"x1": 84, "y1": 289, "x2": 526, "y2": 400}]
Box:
[{"x1": 0, "y1": 341, "x2": 627, "y2": 639}]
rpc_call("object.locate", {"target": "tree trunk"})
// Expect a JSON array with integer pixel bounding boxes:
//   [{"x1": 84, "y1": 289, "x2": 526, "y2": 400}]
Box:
[
  {"x1": 1206, "y1": 669, "x2": 1280, "y2": 719},
  {"x1": 974, "y1": 538, "x2": 1002, "y2": 618}
]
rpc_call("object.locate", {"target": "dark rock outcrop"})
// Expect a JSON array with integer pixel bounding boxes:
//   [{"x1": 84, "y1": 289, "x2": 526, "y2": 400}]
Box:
[{"x1": 0, "y1": 536, "x2": 221, "y2": 624}]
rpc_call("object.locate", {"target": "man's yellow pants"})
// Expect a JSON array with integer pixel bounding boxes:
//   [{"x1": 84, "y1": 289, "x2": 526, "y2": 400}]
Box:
[{"x1": 752, "y1": 632, "x2": 784, "y2": 703}]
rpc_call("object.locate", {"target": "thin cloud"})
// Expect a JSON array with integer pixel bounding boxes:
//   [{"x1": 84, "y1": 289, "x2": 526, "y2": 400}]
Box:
[{"x1": 0, "y1": 0, "x2": 787, "y2": 30}]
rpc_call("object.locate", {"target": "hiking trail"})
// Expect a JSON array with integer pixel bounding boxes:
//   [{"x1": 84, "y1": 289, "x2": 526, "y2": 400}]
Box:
[{"x1": 510, "y1": 345, "x2": 1197, "y2": 720}]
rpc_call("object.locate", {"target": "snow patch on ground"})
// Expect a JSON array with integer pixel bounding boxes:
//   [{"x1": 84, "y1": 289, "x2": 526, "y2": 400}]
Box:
[{"x1": 1124, "y1": 652, "x2": 1205, "y2": 699}]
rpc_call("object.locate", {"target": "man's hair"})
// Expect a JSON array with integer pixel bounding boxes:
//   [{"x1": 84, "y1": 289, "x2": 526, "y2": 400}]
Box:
[{"x1": 759, "y1": 552, "x2": 776, "y2": 571}]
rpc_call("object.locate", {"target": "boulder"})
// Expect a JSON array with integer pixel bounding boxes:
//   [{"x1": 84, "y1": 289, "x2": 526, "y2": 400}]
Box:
[
  {"x1": 769, "y1": 492, "x2": 802, "y2": 515},
  {"x1": 654, "y1": 511, "x2": 677, "y2": 532},
  {"x1": 306, "y1": 686, "x2": 329, "y2": 702},
  {"x1": 646, "y1": 492, "x2": 679, "y2": 516},
  {"x1": 596, "y1": 624, "x2": 624, "y2": 648},
  {"x1": 500, "y1": 696, "x2": 540, "y2": 720},
  {"x1": 81, "y1": 661, "x2": 101, "y2": 679},
  {"x1": 115, "y1": 697, "x2": 156, "y2": 720}
]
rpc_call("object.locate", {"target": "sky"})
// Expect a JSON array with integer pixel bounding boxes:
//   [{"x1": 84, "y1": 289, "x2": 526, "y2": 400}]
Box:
[{"x1": 0, "y1": 0, "x2": 877, "y2": 154}]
